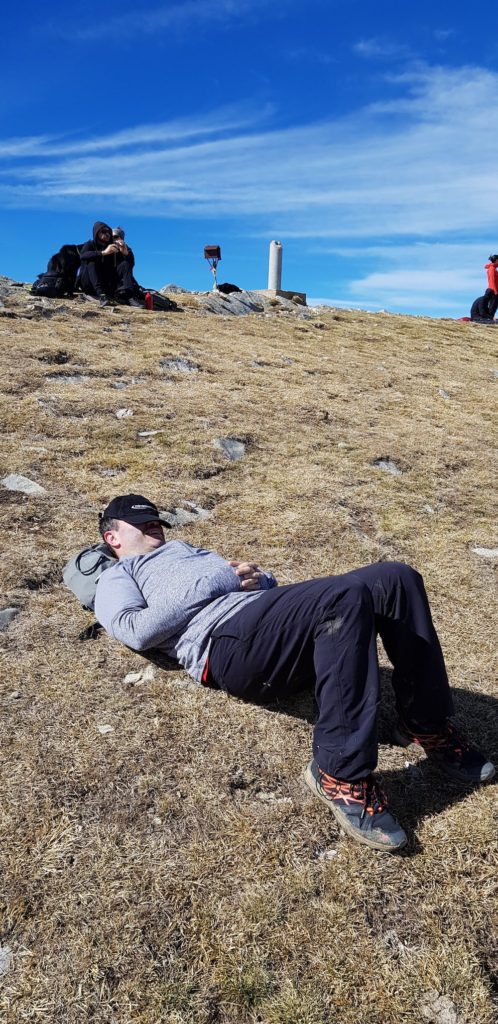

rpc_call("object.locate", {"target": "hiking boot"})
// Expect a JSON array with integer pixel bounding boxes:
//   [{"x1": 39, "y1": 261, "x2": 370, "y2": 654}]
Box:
[
  {"x1": 99, "y1": 294, "x2": 110, "y2": 307},
  {"x1": 304, "y1": 759, "x2": 407, "y2": 852},
  {"x1": 128, "y1": 297, "x2": 143, "y2": 308},
  {"x1": 394, "y1": 719, "x2": 496, "y2": 784}
]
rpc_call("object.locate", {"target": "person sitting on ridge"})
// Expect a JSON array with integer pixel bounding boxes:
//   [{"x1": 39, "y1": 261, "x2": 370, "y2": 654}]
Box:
[
  {"x1": 470, "y1": 293, "x2": 493, "y2": 321},
  {"x1": 79, "y1": 221, "x2": 142, "y2": 307},
  {"x1": 93, "y1": 493, "x2": 495, "y2": 855},
  {"x1": 484, "y1": 254, "x2": 498, "y2": 320}
]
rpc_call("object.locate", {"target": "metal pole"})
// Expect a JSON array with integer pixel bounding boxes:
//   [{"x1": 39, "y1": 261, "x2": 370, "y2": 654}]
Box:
[{"x1": 268, "y1": 240, "x2": 282, "y2": 290}]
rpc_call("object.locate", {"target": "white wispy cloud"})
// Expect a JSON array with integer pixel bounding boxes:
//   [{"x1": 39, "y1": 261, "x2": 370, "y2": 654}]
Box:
[
  {"x1": 56, "y1": 0, "x2": 294, "y2": 41},
  {"x1": 0, "y1": 106, "x2": 269, "y2": 160},
  {"x1": 433, "y1": 29, "x2": 455, "y2": 42},
  {"x1": 353, "y1": 37, "x2": 412, "y2": 60},
  {"x1": 314, "y1": 243, "x2": 492, "y2": 313},
  {"x1": 2, "y1": 63, "x2": 496, "y2": 234}
]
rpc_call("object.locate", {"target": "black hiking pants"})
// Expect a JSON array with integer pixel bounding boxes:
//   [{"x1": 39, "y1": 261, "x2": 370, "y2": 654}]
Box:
[
  {"x1": 206, "y1": 562, "x2": 453, "y2": 781},
  {"x1": 79, "y1": 258, "x2": 137, "y2": 299},
  {"x1": 486, "y1": 288, "x2": 498, "y2": 319}
]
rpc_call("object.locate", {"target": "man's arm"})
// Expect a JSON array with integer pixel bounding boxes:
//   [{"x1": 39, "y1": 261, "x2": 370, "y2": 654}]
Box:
[
  {"x1": 95, "y1": 564, "x2": 199, "y2": 651},
  {"x1": 80, "y1": 243, "x2": 120, "y2": 263}
]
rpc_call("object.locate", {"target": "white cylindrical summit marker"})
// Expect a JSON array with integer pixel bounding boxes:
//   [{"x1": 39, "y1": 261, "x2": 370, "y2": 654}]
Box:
[{"x1": 268, "y1": 240, "x2": 282, "y2": 290}]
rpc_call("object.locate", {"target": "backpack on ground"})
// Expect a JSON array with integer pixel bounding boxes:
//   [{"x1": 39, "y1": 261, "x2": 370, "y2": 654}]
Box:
[
  {"x1": 32, "y1": 243, "x2": 83, "y2": 298},
  {"x1": 62, "y1": 543, "x2": 117, "y2": 611},
  {"x1": 31, "y1": 271, "x2": 70, "y2": 298}
]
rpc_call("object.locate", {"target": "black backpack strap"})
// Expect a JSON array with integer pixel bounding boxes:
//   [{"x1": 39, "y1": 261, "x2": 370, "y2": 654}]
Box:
[{"x1": 75, "y1": 549, "x2": 110, "y2": 575}]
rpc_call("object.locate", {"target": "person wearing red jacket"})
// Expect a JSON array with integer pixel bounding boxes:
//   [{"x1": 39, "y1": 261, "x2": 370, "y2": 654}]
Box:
[{"x1": 484, "y1": 255, "x2": 498, "y2": 319}]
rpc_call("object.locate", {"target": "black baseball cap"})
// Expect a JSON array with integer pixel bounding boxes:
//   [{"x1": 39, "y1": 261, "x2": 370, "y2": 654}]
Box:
[
  {"x1": 489, "y1": 254, "x2": 498, "y2": 261},
  {"x1": 100, "y1": 493, "x2": 171, "y2": 527}
]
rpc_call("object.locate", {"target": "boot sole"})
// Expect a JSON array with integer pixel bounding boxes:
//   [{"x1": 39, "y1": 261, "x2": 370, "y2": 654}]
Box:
[{"x1": 303, "y1": 763, "x2": 407, "y2": 853}]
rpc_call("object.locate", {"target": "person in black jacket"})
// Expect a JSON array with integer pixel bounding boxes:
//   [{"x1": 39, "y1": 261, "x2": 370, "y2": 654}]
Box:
[
  {"x1": 470, "y1": 292, "x2": 494, "y2": 322},
  {"x1": 79, "y1": 221, "x2": 142, "y2": 307}
]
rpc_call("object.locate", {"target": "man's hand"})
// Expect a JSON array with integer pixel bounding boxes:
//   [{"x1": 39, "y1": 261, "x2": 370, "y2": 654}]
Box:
[
  {"x1": 229, "y1": 560, "x2": 264, "y2": 591},
  {"x1": 102, "y1": 244, "x2": 120, "y2": 255}
]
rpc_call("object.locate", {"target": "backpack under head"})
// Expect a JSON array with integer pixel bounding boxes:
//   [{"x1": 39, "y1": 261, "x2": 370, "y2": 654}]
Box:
[{"x1": 62, "y1": 543, "x2": 117, "y2": 611}]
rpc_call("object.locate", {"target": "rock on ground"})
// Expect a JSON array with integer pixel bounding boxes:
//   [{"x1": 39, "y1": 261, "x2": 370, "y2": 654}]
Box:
[
  {"x1": 2, "y1": 473, "x2": 47, "y2": 494},
  {"x1": 214, "y1": 438, "x2": 246, "y2": 462},
  {"x1": 0, "y1": 608, "x2": 20, "y2": 632}
]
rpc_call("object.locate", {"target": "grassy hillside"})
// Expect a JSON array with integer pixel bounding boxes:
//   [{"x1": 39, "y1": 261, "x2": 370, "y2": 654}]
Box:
[{"x1": 0, "y1": 284, "x2": 497, "y2": 1023}]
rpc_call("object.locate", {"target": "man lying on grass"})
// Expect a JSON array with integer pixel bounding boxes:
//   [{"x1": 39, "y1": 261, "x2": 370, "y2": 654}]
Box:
[{"x1": 95, "y1": 493, "x2": 495, "y2": 853}]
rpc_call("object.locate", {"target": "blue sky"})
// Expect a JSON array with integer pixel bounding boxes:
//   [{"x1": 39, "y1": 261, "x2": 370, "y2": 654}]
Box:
[{"x1": 1, "y1": 0, "x2": 498, "y2": 316}]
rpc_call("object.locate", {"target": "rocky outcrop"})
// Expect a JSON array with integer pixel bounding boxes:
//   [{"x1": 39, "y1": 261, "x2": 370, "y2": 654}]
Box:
[{"x1": 159, "y1": 283, "x2": 314, "y2": 318}]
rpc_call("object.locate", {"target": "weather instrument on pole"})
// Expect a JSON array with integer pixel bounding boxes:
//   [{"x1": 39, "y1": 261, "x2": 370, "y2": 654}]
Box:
[{"x1": 204, "y1": 245, "x2": 221, "y2": 290}]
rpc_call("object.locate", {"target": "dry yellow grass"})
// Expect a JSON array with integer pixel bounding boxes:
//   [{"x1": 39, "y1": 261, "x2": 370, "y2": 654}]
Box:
[{"x1": 0, "y1": 287, "x2": 497, "y2": 1023}]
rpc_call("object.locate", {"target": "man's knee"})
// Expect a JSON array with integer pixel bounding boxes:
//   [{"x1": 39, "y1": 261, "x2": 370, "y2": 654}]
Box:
[
  {"x1": 375, "y1": 560, "x2": 424, "y2": 591},
  {"x1": 327, "y1": 579, "x2": 374, "y2": 617}
]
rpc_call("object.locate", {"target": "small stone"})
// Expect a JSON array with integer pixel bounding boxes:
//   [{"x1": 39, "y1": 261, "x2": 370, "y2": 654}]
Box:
[
  {"x1": 45, "y1": 372, "x2": 87, "y2": 383},
  {"x1": 318, "y1": 849, "x2": 338, "y2": 861},
  {"x1": 372, "y1": 458, "x2": 403, "y2": 476},
  {"x1": 123, "y1": 665, "x2": 155, "y2": 686},
  {"x1": 9, "y1": 690, "x2": 21, "y2": 700},
  {"x1": 137, "y1": 429, "x2": 166, "y2": 437},
  {"x1": 2, "y1": 473, "x2": 46, "y2": 494},
  {"x1": 97, "y1": 724, "x2": 114, "y2": 735},
  {"x1": 337, "y1": 442, "x2": 347, "y2": 449},
  {"x1": 123, "y1": 671, "x2": 143, "y2": 685},
  {"x1": 214, "y1": 437, "x2": 246, "y2": 462},
  {"x1": 173, "y1": 676, "x2": 197, "y2": 690},
  {"x1": 116, "y1": 408, "x2": 133, "y2": 419},
  {"x1": 0, "y1": 945, "x2": 13, "y2": 978},
  {"x1": 0, "y1": 607, "x2": 19, "y2": 631},
  {"x1": 420, "y1": 991, "x2": 458, "y2": 1023},
  {"x1": 255, "y1": 791, "x2": 292, "y2": 806},
  {"x1": 438, "y1": 388, "x2": 450, "y2": 400},
  {"x1": 472, "y1": 546, "x2": 498, "y2": 558},
  {"x1": 152, "y1": 815, "x2": 162, "y2": 826},
  {"x1": 112, "y1": 377, "x2": 143, "y2": 389},
  {"x1": 159, "y1": 501, "x2": 211, "y2": 527},
  {"x1": 383, "y1": 929, "x2": 408, "y2": 957},
  {"x1": 491, "y1": 369, "x2": 498, "y2": 378},
  {"x1": 423, "y1": 504, "x2": 435, "y2": 514},
  {"x1": 160, "y1": 358, "x2": 199, "y2": 374}
]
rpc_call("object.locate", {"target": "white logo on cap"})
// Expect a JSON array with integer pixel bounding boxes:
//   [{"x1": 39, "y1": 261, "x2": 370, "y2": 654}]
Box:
[{"x1": 131, "y1": 504, "x2": 154, "y2": 510}]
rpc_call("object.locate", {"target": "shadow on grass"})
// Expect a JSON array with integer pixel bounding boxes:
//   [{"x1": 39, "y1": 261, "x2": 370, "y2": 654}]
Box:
[
  {"x1": 262, "y1": 669, "x2": 498, "y2": 849},
  {"x1": 135, "y1": 649, "x2": 496, "y2": 852}
]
